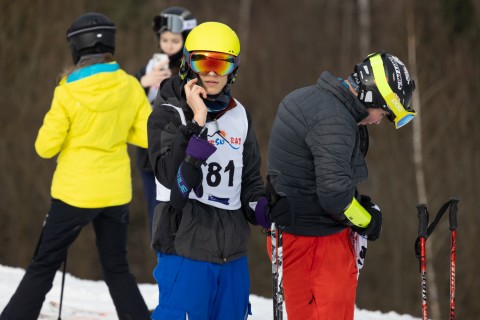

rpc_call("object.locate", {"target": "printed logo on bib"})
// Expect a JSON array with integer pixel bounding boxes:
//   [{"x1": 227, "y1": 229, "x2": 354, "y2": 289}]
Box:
[
  {"x1": 207, "y1": 195, "x2": 230, "y2": 206},
  {"x1": 208, "y1": 130, "x2": 242, "y2": 150}
]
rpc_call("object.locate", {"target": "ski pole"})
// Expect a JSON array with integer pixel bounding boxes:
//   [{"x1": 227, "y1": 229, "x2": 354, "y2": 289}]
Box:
[
  {"x1": 32, "y1": 215, "x2": 68, "y2": 319},
  {"x1": 32, "y1": 215, "x2": 49, "y2": 260},
  {"x1": 416, "y1": 204, "x2": 429, "y2": 320},
  {"x1": 270, "y1": 222, "x2": 284, "y2": 320},
  {"x1": 448, "y1": 199, "x2": 459, "y2": 320},
  {"x1": 267, "y1": 171, "x2": 284, "y2": 320},
  {"x1": 57, "y1": 255, "x2": 68, "y2": 320}
]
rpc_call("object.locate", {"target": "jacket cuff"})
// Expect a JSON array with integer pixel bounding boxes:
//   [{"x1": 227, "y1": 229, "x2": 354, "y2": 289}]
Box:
[{"x1": 180, "y1": 120, "x2": 204, "y2": 138}]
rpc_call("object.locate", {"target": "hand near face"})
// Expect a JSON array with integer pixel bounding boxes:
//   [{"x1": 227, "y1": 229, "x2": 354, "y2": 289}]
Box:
[
  {"x1": 185, "y1": 78, "x2": 208, "y2": 126},
  {"x1": 140, "y1": 67, "x2": 172, "y2": 89},
  {"x1": 154, "y1": 59, "x2": 169, "y2": 71}
]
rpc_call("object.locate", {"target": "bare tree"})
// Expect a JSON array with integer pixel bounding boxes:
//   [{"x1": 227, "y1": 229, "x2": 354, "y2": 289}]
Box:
[
  {"x1": 357, "y1": 0, "x2": 371, "y2": 55},
  {"x1": 238, "y1": 0, "x2": 252, "y2": 63},
  {"x1": 406, "y1": 0, "x2": 441, "y2": 318}
]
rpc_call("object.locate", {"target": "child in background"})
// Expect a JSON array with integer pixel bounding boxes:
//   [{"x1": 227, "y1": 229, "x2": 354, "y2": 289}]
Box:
[{"x1": 135, "y1": 7, "x2": 197, "y2": 234}]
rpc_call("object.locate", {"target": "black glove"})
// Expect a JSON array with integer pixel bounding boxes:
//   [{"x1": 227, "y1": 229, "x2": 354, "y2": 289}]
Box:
[
  {"x1": 170, "y1": 160, "x2": 203, "y2": 209},
  {"x1": 170, "y1": 134, "x2": 216, "y2": 209},
  {"x1": 254, "y1": 195, "x2": 294, "y2": 228},
  {"x1": 254, "y1": 171, "x2": 295, "y2": 228},
  {"x1": 359, "y1": 195, "x2": 375, "y2": 208},
  {"x1": 270, "y1": 195, "x2": 294, "y2": 227},
  {"x1": 351, "y1": 195, "x2": 383, "y2": 241}
]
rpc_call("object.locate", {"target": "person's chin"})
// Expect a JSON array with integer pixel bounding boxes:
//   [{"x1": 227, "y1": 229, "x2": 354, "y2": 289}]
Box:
[{"x1": 207, "y1": 88, "x2": 222, "y2": 95}]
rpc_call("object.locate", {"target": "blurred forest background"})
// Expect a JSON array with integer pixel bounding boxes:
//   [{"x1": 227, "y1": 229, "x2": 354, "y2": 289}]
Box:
[{"x1": 1, "y1": 0, "x2": 479, "y2": 318}]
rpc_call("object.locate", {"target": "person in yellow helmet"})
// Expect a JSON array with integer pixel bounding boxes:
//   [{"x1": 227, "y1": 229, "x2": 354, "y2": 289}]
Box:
[
  {"x1": 0, "y1": 13, "x2": 151, "y2": 320},
  {"x1": 147, "y1": 22, "x2": 293, "y2": 319}
]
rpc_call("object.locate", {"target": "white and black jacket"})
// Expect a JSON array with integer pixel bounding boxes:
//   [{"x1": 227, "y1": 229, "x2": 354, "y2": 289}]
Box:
[{"x1": 147, "y1": 75, "x2": 264, "y2": 264}]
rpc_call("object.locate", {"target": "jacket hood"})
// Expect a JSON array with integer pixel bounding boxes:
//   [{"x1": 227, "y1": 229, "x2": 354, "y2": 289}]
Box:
[
  {"x1": 316, "y1": 71, "x2": 369, "y2": 123},
  {"x1": 154, "y1": 75, "x2": 188, "y2": 109},
  {"x1": 153, "y1": 75, "x2": 194, "y2": 117},
  {"x1": 61, "y1": 62, "x2": 128, "y2": 113}
]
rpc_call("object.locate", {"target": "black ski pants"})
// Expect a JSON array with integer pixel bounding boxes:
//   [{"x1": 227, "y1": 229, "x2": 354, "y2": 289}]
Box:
[{"x1": 0, "y1": 199, "x2": 150, "y2": 320}]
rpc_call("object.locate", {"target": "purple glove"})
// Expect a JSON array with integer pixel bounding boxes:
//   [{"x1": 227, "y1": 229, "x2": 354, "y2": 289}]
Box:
[
  {"x1": 186, "y1": 135, "x2": 217, "y2": 162},
  {"x1": 255, "y1": 197, "x2": 270, "y2": 228}
]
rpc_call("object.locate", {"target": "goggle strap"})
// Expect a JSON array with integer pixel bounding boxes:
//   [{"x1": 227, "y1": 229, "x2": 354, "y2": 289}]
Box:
[
  {"x1": 370, "y1": 54, "x2": 416, "y2": 128},
  {"x1": 155, "y1": 14, "x2": 197, "y2": 33}
]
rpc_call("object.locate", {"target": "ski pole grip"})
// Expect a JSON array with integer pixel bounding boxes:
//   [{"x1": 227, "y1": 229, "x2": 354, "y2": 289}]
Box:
[
  {"x1": 416, "y1": 204, "x2": 428, "y2": 238},
  {"x1": 449, "y1": 198, "x2": 459, "y2": 231},
  {"x1": 266, "y1": 170, "x2": 281, "y2": 206}
]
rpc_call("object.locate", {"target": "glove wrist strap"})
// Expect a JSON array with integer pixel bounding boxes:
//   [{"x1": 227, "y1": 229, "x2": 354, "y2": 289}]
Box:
[
  {"x1": 184, "y1": 154, "x2": 204, "y2": 168},
  {"x1": 344, "y1": 197, "x2": 372, "y2": 228}
]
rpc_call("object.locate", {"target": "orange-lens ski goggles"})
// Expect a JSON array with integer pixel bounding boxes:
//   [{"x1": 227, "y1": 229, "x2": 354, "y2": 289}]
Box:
[{"x1": 188, "y1": 51, "x2": 237, "y2": 76}]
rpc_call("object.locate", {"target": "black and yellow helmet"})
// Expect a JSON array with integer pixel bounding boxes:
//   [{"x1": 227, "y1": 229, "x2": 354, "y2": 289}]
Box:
[{"x1": 352, "y1": 52, "x2": 416, "y2": 129}]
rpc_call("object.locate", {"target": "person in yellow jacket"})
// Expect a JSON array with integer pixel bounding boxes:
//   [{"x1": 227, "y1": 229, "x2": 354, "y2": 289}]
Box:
[{"x1": 0, "y1": 13, "x2": 152, "y2": 320}]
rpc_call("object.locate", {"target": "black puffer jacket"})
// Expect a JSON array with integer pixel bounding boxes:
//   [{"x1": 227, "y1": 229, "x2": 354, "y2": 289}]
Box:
[
  {"x1": 148, "y1": 75, "x2": 264, "y2": 263},
  {"x1": 267, "y1": 71, "x2": 370, "y2": 236}
]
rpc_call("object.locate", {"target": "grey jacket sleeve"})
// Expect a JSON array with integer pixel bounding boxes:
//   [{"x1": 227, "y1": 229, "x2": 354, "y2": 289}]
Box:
[{"x1": 306, "y1": 111, "x2": 357, "y2": 221}]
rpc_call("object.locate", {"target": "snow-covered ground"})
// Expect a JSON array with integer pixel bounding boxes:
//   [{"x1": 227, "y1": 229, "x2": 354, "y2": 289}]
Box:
[{"x1": 0, "y1": 264, "x2": 419, "y2": 319}]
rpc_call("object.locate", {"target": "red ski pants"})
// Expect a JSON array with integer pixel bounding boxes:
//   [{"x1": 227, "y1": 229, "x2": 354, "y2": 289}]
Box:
[{"x1": 267, "y1": 228, "x2": 357, "y2": 320}]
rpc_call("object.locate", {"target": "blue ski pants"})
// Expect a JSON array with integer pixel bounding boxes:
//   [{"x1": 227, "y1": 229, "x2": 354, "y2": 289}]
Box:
[{"x1": 151, "y1": 253, "x2": 251, "y2": 320}]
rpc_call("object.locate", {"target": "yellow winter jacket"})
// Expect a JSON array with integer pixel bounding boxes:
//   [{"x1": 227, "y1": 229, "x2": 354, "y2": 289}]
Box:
[{"x1": 35, "y1": 62, "x2": 152, "y2": 208}]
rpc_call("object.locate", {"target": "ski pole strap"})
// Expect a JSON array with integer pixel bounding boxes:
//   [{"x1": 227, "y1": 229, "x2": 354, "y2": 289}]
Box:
[
  {"x1": 414, "y1": 199, "x2": 460, "y2": 260},
  {"x1": 449, "y1": 198, "x2": 459, "y2": 231},
  {"x1": 266, "y1": 170, "x2": 281, "y2": 206},
  {"x1": 415, "y1": 204, "x2": 429, "y2": 273},
  {"x1": 416, "y1": 204, "x2": 429, "y2": 239}
]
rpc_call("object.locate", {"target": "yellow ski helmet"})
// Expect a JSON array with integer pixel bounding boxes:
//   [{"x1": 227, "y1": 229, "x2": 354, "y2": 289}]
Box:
[
  {"x1": 180, "y1": 22, "x2": 240, "y2": 83},
  {"x1": 185, "y1": 22, "x2": 240, "y2": 56}
]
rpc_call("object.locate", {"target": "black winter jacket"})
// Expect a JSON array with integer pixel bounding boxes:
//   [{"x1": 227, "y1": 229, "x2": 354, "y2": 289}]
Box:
[
  {"x1": 148, "y1": 75, "x2": 264, "y2": 263},
  {"x1": 267, "y1": 71, "x2": 370, "y2": 236}
]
